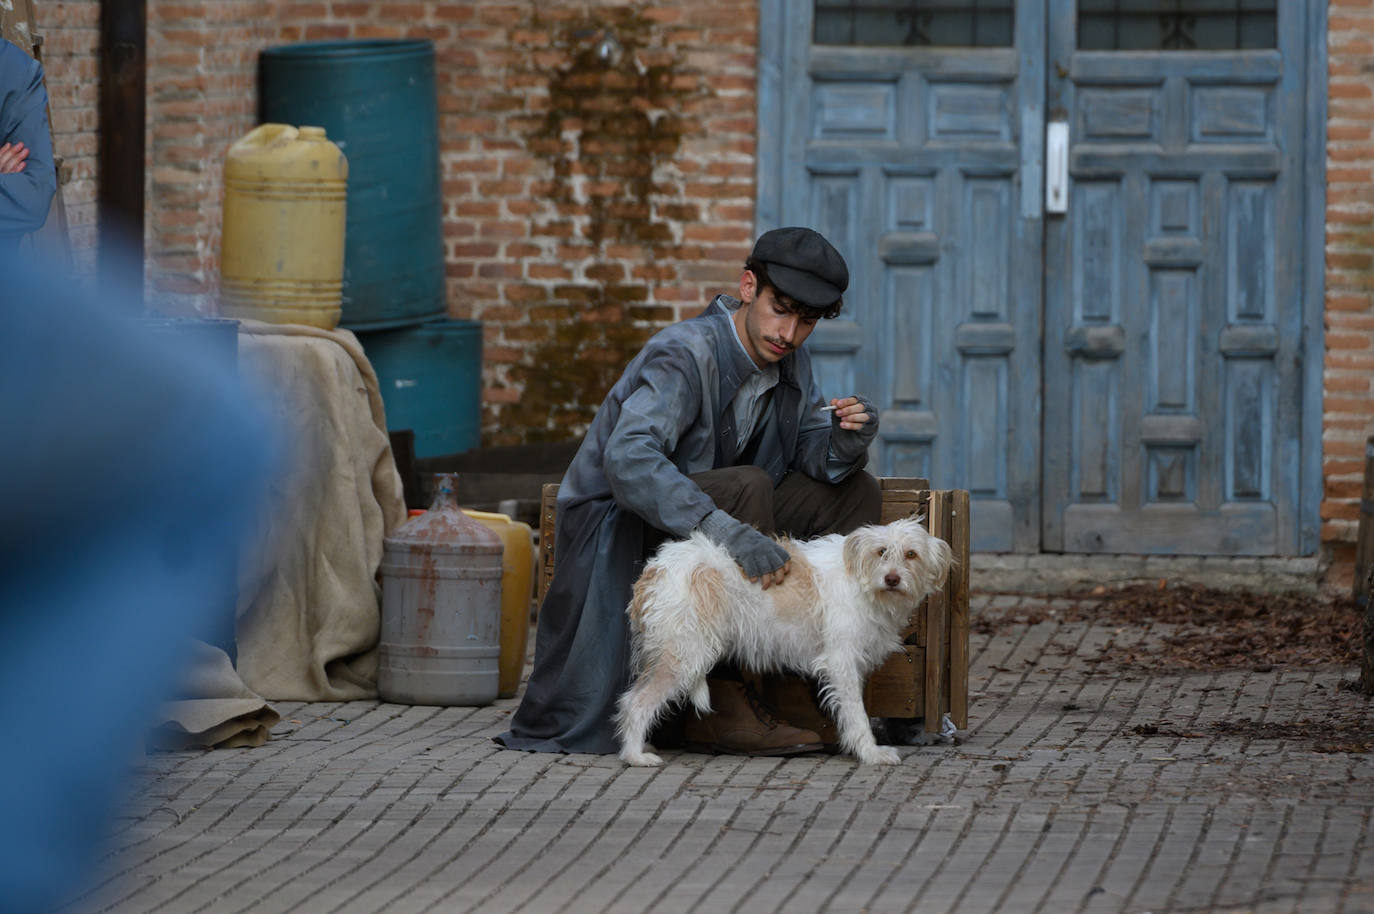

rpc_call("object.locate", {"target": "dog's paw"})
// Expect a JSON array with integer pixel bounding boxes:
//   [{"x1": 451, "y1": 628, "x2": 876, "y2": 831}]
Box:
[
  {"x1": 620, "y1": 750, "x2": 664, "y2": 767},
  {"x1": 858, "y1": 745, "x2": 902, "y2": 765}
]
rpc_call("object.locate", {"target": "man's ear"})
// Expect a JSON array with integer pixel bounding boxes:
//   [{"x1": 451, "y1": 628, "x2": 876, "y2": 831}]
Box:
[{"x1": 738, "y1": 269, "x2": 757, "y2": 304}]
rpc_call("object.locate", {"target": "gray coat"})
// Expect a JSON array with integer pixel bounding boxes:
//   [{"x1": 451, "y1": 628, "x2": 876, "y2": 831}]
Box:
[{"x1": 497, "y1": 296, "x2": 872, "y2": 754}]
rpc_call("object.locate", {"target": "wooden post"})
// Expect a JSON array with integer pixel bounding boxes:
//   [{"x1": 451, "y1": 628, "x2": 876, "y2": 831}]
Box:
[
  {"x1": 1356, "y1": 435, "x2": 1373, "y2": 694},
  {"x1": 98, "y1": 0, "x2": 147, "y2": 303},
  {"x1": 924, "y1": 491, "x2": 949, "y2": 732},
  {"x1": 949, "y1": 489, "x2": 971, "y2": 730},
  {"x1": 1356, "y1": 435, "x2": 1374, "y2": 608}
]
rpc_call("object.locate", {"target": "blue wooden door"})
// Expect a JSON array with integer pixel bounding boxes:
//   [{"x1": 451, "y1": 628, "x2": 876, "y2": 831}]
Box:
[
  {"x1": 759, "y1": 0, "x2": 1045, "y2": 552},
  {"x1": 1042, "y1": 0, "x2": 1312, "y2": 554},
  {"x1": 760, "y1": 1, "x2": 1319, "y2": 556}
]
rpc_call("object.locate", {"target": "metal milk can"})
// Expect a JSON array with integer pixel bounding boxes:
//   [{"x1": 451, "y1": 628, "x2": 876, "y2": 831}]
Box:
[{"x1": 378, "y1": 473, "x2": 503, "y2": 705}]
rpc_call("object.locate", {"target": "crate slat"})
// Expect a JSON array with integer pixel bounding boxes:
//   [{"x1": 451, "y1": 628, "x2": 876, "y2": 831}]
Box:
[
  {"x1": 923, "y1": 491, "x2": 949, "y2": 730},
  {"x1": 862, "y1": 644, "x2": 923, "y2": 717},
  {"x1": 949, "y1": 489, "x2": 971, "y2": 729},
  {"x1": 879, "y1": 477, "x2": 931, "y2": 491}
]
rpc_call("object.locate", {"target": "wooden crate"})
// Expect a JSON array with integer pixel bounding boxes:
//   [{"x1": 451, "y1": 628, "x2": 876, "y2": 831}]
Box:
[{"x1": 537, "y1": 477, "x2": 971, "y2": 734}]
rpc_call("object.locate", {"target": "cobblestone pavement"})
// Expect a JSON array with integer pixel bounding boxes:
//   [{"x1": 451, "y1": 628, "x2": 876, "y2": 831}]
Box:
[{"x1": 66, "y1": 595, "x2": 1374, "y2": 914}]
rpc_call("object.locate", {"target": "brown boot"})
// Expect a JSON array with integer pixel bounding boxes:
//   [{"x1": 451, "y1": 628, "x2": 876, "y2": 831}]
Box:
[
  {"x1": 748, "y1": 671, "x2": 841, "y2": 752},
  {"x1": 684, "y1": 677, "x2": 824, "y2": 756}
]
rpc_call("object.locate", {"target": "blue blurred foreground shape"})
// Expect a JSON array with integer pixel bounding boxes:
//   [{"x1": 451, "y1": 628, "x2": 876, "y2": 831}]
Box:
[{"x1": 0, "y1": 248, "x2": 276, "y2": 912}]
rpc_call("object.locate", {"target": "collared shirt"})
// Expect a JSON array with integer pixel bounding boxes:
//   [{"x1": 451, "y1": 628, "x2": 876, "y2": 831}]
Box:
[{"x1": 727, "y1": 315, "x2": 780, "y2": 453}]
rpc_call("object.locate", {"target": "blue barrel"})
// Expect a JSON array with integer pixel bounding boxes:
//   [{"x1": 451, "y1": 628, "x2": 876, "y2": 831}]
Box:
[
  {"x1": 258, "y1": 40, "x2": 445, "y2": 330},
  {"x1": 359, "y1": 320, "x2": 482, "y2": 458}
]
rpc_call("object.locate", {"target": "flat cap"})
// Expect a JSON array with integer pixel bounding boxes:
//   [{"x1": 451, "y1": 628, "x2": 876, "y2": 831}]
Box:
[{"x1": 750, "y1": 226, "x2": 849, "y2": 308}]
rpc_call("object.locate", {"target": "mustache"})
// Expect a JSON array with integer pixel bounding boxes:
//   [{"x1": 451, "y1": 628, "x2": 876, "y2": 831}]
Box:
[{"x1": 763, "y1": 337, "x2": 793, "y2": 351}]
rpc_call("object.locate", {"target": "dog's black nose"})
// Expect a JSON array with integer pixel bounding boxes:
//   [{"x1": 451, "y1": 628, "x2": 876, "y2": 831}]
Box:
[{"x1": 884, "y1": 572, "x2": 901, "y2": 588}]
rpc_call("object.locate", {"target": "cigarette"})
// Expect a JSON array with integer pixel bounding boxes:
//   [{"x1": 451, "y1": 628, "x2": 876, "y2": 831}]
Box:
[{"x1": 820, "y1": 405, "x2": 838, "y2": 412}]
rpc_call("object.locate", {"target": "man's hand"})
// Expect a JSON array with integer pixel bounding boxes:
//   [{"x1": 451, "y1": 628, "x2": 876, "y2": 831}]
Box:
[
  {"x1": 826, "y1": 394, "x2": 879, "y2": 463},
  {"x1": 753, "y1": 560, "x2": 791, "y2": 590},
  {"x1": 0, "y1": 142, "x2": 30, "y2": 175},
  {"x1": 827, "y1": 395, "x2": 872, "y2": 432},
  {"x1": 697, "y1": 508, "x2": 792, "y2": 589}
]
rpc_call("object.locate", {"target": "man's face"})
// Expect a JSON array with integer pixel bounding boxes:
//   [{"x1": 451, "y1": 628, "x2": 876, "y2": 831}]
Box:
[{"x1": 734, "y1": 271, "x2": 819, "y2": 367}]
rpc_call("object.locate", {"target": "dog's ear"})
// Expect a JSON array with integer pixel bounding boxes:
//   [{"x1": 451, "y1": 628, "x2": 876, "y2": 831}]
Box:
[
  {"x1": 842, "y1": 526, "x2": 870, "y2": 581},
  {"x1": 917, "y1": 537, "x2": 955, "y2": 593}
]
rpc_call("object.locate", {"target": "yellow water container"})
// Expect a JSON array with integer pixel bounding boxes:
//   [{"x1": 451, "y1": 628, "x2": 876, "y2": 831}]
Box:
[
  {"x1": 463, "y1": 509, "x2": 534, "y2": 698},
  {"x1": 219, "y1": 123, "x2": 348, "y2": 329}
]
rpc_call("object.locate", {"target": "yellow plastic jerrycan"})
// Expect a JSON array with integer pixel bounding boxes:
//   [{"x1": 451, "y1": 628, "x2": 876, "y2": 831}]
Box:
[
  {"x1": 463, "y1": 509, "x2": 534, "y2": 698},
  {"x1": 219, "y1": 123, "x2": 347, "y2": 329}
]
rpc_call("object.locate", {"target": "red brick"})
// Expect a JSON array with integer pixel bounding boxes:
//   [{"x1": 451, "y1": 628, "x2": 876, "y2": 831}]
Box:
[
  {"x1": 1325, "y1": 374, "x2": 1372, "y2": 393},
  {"x1": 477, "y1": 261, "x2": 523, "y2": 280},
  {"x1": 502, "y1": 284, "x2": 551, "y2": 303},
  {"x1": 1326, "y1": 332, "x2": 1374, "y2": 352},
  {"x1": 303, "y1": 24, "x2": 351, "y2": 39},
  {"x1": 1321, "y1": 501, "x2": 1362, "y2": 521},
  {"x1": 529, "y1": 264, "x2": 573, "y2": 280},
  {"x1": 451, "y1": 242, "x2": 500, "y2": 258},
  {"x1": 1327, "y1": 250, "x2": 1374, "y2": 269},
  {"x1": 483, "y1": 387, "x2": 521, "y2": 405},
  {"x1": 456, "y1": 201, "x2": 502, "y2": 217},
  {"x1": 506, "y1": 199, "x2": 544, "y2": 216}
]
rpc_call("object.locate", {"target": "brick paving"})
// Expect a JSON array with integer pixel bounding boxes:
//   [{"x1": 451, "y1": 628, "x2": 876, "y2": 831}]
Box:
[{"x1": 65, "y1": 594, "x2": 1374, "y2": 914}]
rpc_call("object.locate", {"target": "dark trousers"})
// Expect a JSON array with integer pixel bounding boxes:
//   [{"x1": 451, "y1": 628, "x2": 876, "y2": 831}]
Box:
[{"x1": 690, "y1": 466, "x2": 882, "y2": 539}]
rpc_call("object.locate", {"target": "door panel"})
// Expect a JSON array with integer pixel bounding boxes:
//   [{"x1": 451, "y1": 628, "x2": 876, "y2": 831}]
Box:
[
  {"x1": 759, "y1": 0, "x2": 1314, "y2": 557},
  {"x1": 763, "y1": 3, "x2": 1045, "y2": 553},
  {"x1": 1042, "y1": 0, "x2": 1305, "y2": 555}
]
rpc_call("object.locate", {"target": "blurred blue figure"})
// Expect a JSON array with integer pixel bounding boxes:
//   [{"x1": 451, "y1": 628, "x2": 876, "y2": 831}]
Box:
[{"x1": 0, "y1": 247, "x2": 276, "y2": 913}]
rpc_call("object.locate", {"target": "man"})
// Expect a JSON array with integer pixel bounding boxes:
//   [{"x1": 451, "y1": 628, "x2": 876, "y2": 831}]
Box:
[
  {"x1": 498, "y1": 226, "x2": 882, "y2": 757},
  {"x1": 1, "y1": 36, "x2": 56, "y2": 247}
]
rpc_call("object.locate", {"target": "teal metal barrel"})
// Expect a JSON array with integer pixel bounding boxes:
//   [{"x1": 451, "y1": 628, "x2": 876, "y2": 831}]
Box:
[
  {"x1": 258, "y1": 40, "x2": 445, "y2": 330},
  {"x1": 358, "y1": 320, "x2": 482, "y2": 458}
]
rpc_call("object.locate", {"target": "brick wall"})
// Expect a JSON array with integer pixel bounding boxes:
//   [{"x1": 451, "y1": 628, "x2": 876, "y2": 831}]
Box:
[
  {"x1": 276, "y1": 0, "x2": 759, "y2": 443},
  {"x1": 145, "y1": 0, "x2": 281, "y2": 313},
  {"x1": 34, "y1": 0, "x2": 757, "y2": 439},
  {"x1": 35, "y1": 0, "x2": 279, "y2": 303},
  {"x1": 1325, "y1": 2, "x2": 1374, "y2": 591}
]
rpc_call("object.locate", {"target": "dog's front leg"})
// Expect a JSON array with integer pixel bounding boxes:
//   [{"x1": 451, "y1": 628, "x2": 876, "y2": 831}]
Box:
[{"x1": 820, "y1": 662, "x2": 901, "y2": 765}]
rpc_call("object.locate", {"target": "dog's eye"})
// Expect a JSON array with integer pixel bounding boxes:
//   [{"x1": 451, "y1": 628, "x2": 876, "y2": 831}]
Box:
[
  {"x1": 905, "y1": 550, "x2": 917, "y2": 560},
  {"x1": 875, "y1": 548, "x2": 885, "y2": 557}
]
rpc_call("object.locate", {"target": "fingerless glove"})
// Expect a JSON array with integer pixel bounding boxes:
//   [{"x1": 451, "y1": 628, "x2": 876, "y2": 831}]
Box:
[
  {"x1": 697, "y1": 509, "x2": 790, "y2": 579},
  {"x1": 828, "y1": 394, "x2": 879, "y2": 462}
]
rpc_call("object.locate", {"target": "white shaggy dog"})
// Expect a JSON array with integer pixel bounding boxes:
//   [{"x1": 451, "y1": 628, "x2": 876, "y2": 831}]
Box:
[{"x1": 616, "y1": 517, "x2": 954, "y2": 766}]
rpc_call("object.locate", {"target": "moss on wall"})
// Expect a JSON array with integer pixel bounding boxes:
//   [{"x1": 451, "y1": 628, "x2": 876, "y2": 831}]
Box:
[{"x1": 501, "y1": 5, "x2": 708, "y2": 443}]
